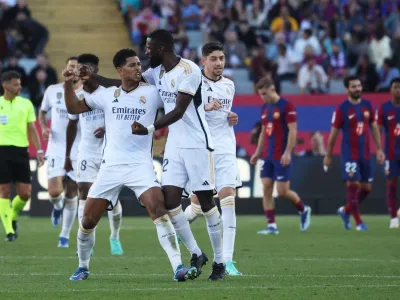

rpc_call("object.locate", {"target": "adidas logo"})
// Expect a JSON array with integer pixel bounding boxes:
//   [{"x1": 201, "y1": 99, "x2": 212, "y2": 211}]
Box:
[
  {"x1": 207, "y1": 87, "x2": 213, "y2": 92},
  {"x1": 202, "y1": 181, "x2": 209, "y2": 186},
  {"x1": 102, "y1": 159, "x2": 106, "y2": 163},
  {"x1": 112, "y1": 99, "x2": 118, "y2": 103},
  {"x1": 56, "y1": 100, "x2": 61, "y2": 104},
  {"x1": 159, "y1": 81, "x2": 162, "y2": 85}
]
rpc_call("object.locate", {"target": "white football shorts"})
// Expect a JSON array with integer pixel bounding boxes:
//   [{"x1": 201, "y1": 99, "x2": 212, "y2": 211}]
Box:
[
  {"x1": 213, "y1": 153, "x2": 242, "y2": 193},
  {"x1": 46, "y1": 156, "x2": 77, "y2": 182},
  {"x1": 87, "y1": 162, "x2": 161, "y2": 208},
  {"x1": 161, "y1": 147, "x2": 215, "y2": 192},
  {"x1": 75, "y1": 156, "x2": 102, "y2": 183}
]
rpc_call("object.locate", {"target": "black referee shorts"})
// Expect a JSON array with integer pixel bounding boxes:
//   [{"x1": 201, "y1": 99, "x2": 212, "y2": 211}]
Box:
[{"x1": 0, "y1": 146, "x2": 31, "y2": 184}]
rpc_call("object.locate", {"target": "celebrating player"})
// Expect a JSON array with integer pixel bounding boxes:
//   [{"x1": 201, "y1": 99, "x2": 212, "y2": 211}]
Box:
[
  {"x1": 250, "y1": 77, "x2": 311, "y2": 235},
  {"x1": 64, "y1": 48, "x2": 196, "y2": 282},
  {"x1": 65, "y1": 54, "x2": 124, "y2": 254},
  {"x1": 324, "y1": 75, "x2": 385, "y2": 231},
  {"x1": 376, "y1": 77, "x2": 400, "y2": 228},
  {"x1": 38, "y1": 57, "x2": 81, "y2": 247},
  {"x1": 182, "y1": 42, "x2": 242, "y2": 276},
  {"x1": 131, "y1": 30, "x2": 225, "y2": 280}
]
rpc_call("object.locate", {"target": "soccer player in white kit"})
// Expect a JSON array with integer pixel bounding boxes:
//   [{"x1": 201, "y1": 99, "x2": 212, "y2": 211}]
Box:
[
  {"x1": 38, "y1": 57, "x2": 80, "y2": 248},
  {"x1": 65, "y1": 54, "x2": 123, "y2": 255},
  {"x1": 132, "y1": 30, "x2": 225, "y2": 280},
  {"x1": 64, "y1": 48, "x2": 197, "y2": 281},
  {"x1": 183, "y1": 42, "x2": 242, "y2": 276}
]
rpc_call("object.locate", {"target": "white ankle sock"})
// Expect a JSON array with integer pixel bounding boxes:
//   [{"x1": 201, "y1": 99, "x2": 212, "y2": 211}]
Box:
[
  {"x1": 154, "y1": 214, "x2": 182, "y2": 272},
  {"x1": 220, "y1": 196, "x2": 236, "y2": 262},
  {"x1": 168, "y1": 205, "x2": 202, "y2": 256},
  {"x1": 60, "y1": 196, "x2": 77, "y2": 239},
  {"x1": 203, "y1": 206, "x2": 223, "y2": 264},
  {"x1": 108, "y1": 201, "x2": 122, "y2": 239},
  {"x1": 78, "y1": 226, "x2": 95, "y2": 269}
]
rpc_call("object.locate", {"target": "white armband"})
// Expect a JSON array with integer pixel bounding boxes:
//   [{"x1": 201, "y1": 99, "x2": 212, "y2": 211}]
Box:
[{"x1": 147, "y1": 125, "x2": 155, "y2": 133}]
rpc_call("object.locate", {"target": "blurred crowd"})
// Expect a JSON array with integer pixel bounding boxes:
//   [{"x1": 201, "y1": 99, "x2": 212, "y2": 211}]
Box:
[
  {"x1": 118, "y1": 0, "x2": 400, "y2": 94},
  {"x1": 0, "y1": 0, "x2": 55, "y2": 111}
]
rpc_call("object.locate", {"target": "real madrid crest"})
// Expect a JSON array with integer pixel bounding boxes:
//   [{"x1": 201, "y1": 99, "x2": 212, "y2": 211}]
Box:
[
  {"x1": 171, "y1": 79, "x2": 175, "y2": 88},
  {"x1": 114, "y1": 89, "x2": 121, "y2": 98},
  {"x1": 273, "y1": 111, "x2": 280, "y2": 119},
  {"x1": 78, "y1": 94, "x2": 85, "y2": 101},
  {"x1": 140, "y1": 96, "x2": 146, "y2": 104},
  {"x1": 57, "y1": 92, "x2": 62, "y2": 99}
]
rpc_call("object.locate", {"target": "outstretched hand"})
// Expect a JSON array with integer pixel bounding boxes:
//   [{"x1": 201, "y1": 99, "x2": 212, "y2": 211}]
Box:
[
  {"x1": 131, "y1": 121, "x2": 148, "y2": 135},
  {"x1": 62, "y1": 68, "x2": 78, "y2": 82}
]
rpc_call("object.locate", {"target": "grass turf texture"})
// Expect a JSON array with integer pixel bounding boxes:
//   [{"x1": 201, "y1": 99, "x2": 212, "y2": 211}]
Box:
[{"x1": 0, "y1": 216, "x2": 398, "y2": 300}]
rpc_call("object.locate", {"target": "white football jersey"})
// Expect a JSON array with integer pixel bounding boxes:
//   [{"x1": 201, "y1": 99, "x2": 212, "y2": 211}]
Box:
[
  {"x1": 69, "y1": 86, "x2": 106, "y2": 158},
  {"x1": 84, "y1": 83, "x2": 163, "y2": 166},
  {"x1": 40, "y1": 83, "x2": 81, "y2": 159},
  {"x1": 202, "y1": 74, "x2": 236, "y2": 155},
  {"x1": 142, "y1": 58, "x2": 214, "y2": 150}
]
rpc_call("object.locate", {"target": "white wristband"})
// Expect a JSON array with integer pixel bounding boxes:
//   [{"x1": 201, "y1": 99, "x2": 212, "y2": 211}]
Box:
[
  {"x1": 37, "y1": 149, "x2": 44, "y2": 154},
  {"x1": 147, "y1": 125, "x2": 155, "y2": 133}
]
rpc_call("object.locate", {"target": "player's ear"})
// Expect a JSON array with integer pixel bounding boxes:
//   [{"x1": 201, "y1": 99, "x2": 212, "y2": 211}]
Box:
[
  {"x1": 116, "y1": 67, "x2": 123, "y2": 76},
  {"x1": 201, "y1": 56, "x2": 206, "y2": 67}
]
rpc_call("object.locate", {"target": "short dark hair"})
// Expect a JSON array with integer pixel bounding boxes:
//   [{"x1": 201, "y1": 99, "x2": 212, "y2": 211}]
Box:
[
  {"x1": 383, "y1": 58, "x2": 393, "y2": 67},
  {"x1": 255, "y1": 76, "x2": 274, "y2": 90},
  {"x1": 390, "y1": 77, "x2": 400, "y2": 87},
  {"x1": 66, "y1": 56, "x2": 78, "y2": 63},
  {"x1": 78, "y1": 54, "x2": 99, "y2": 66},
  {"x1": 202, "y1": 42, "x2": 224, "y2": 57},
  {"x1": 148, "y1": 29, "x2": 174, "y2": 51},
  {"x1": 343, "y1": 75, "x2": 361, "y2": 88},
  {"x1": 113, "y1": 48, "x2": 137, "y2": 68},
  {"x1": 1, "y1": 70, "x2": 21, "y2": 83},
  {"x1": 303, "y1": 29, "x2": 312, "y2": 37}
]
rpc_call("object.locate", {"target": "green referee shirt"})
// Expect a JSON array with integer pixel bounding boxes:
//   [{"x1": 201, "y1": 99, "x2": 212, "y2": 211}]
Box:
[{"x1": 0, "y1": 95, "x2": 36, "y2": 147}]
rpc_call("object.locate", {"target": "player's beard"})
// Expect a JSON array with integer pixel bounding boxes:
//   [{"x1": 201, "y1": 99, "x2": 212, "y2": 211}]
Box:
[
  {"x1": 149, "y1": 56, "x2": 163, "y2": 68},
  {"x1": 349, "y1": 91, "x2": 362, "y2": 100}
]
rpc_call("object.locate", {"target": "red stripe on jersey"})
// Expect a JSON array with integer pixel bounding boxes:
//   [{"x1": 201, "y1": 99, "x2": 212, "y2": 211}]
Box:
[
  {"x1": 361, "y1": 106, "x2": 372, "y2": 160},
  {"x1": 273, "y1": 107, "x2": 284, "y2": 160},
  {"x1": 347, "y1": 107, "x2": 359, "y2": 160},
  {"x1": 285, "y1": 102, "x2": 297, "y2": 123},
  {"x1": 388, "y1": 110, "x2": 397, "y2": 160},
  {"x1": 376, "y1": 106, "x2": 384, "y2": 126},
  {"x1": 332, "y1": 107, "x2": 344, "y2": 129}
]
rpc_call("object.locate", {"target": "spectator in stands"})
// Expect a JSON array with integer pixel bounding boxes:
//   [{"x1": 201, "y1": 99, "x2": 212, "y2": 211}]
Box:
[
  {"x1": 246, "y1": 0, "x2": 270, "y2": 30},
  {"x1": 131, "y1": 6, "x2": 160, "y2": 48},
  {"x1": 376, "y1": 58, "x2": 400, "y2": 92},
  {"x1": 294, "y1": 28, "x2": 322, "y2": 61},
  {"x1": 328, "y1": 43, "x2": 347, "y2": 79},
  {"x1": 369, "y1": 24, "x2": 392, "y2": 68},
  {"x1": 267, "y1": 0, "x2": 296, "y2": 24},
  {"x1": 28, "y1": 68, "x2": 48, "y2": 110},
  {"x1": 323, "y1": 20, "x2": 345, "y2": 57},
  {"x1": 306, "y1": 131, "x2": 327, "y2": 156},
  {"x1": 28, "y1": 54, "x2": 57, "y2": 87},
  {"x1": 363, "y1": 0, "x2": 381, "y2": 35},
  {"x1": 237, "y1": 19, "x2": 261, "y2": 52},
  {"x1": 384, "y1": 3, "x2": 400, "y2": 37},
  {"x1": 230, "y1": 0, "x2": 246, "y2": 24},
  {"x1": 181, "y1": 0, "x2": 201, "y2": 29},
  {"x1": 312, "y1": 0, "x2": 337, "y2": 28},
  {"x1": 346, "y1": 30, "x2": 369, "y2": 68},
  {"x1": 276, "y1": 44, "x2": 298, "y2": 81},
  {"x1": 267, "y1": 31, "x2": 287, "y2": 61},
  {"x1": 270, "y1": 5, "x2": 299, "y2": 33},
  {"x1": 224, "y1": 30, "x2": 247, "y2": 68},
  {"x1": 1, "y1": 55, "x2": 26, "y2": 87},
  {"x1": 0, "y1": 0, "x2": 30, "y2": 29},
  {"x1": 355, "y1": 53, "x2": 379, "y2": 92},
  {"x1": 298, "y1": 56, "x2": 328, "y2": 94},
  {"x1": 250, "y1": 45, "x2": 276, "y2": 85}
]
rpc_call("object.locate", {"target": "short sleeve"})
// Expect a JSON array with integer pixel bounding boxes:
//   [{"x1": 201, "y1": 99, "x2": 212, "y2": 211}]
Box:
[
  {"x1": 40, "y1": 86, "x2": 51, "y2": 111},
  {"x1": 142, "y1": 68, "x2": 156, "y2": 85},
  {"x1": 178, "y1": 67, "x2": 201, "y2": 96},
  {"x1": 68, "y1": 113, "x2": 79, "y2": 121},
  {"x1": 284, "y1": 102, "x2": 297, "y2": 124},
  {"x1": 376, "y1": 105, "x2": 384, "y2": 126},
  {"x1": 332, "y1": 106, "x2": 344, "y2": 129},
  {"x1": 27, "y1": 100, "x2": 36, "y2": 123},
  {"x1": 84, "y1": 90, "x2": 105, "y2": 110}
]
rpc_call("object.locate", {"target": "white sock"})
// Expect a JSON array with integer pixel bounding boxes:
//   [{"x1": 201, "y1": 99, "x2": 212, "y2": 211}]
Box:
[
  {"x1": 168, "y1": 205, "x2": 202, "y2": 256},
  {"x1": 203, "y1": 206, "x2": 223, "y2": 264},
  {"x1": 78, "y1": 226, "x2": 95, "y2": 269},
  {"x1": 220, "y1": 196, "x2": 236, "y2": 262},
  {"x1": 108, "y1": 201, "x2": 122, "y2": 239},
  {"x1": 78, "y1": 200, "x2": 85, "y2": 226},
  {"x1": 60, "y1": 196, "x2": 77, "y2": 239},
  {"x1": 184, "y1": 203, "x2": 202, "y2": 223},
  {"x1": 49, "y1": 194, "x2": 63, "y2": 210},
  {"x1": 154, "y1": 214, "x2": 182, "y2": 272}
]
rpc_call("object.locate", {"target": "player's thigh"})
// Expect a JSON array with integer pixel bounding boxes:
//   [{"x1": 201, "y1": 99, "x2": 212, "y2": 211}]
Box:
[
  {"x1": 190, "y1": 193, "x2": 200, "y2": 206},
  {"x1": 341, "y1": 159, "x2": 361, "y2": 182},
  {"x1": 64, "y1": 176, "x2": 78, "y2": 198},
  {"x1": 15, "y1": 182, "x2": 31, "y2": 200},
  {"x1": 218, "y1": 187, "x2": 235, "y2": 200},
  {"x1": 184, "y1": 148, "x2": 215, "y2": 192},
  {"x1": 87, "y1": 164, "x2": 124, "y2": 211},
  {"x1": 161, "y1": 147, "x2": 188, "y2": 189},
  {"x1": 214, "y1": 153, "x2": 241, "y2": 194},
  {"x1": 47, "y1": 176, "x2": 64, "y2": 197},
  {"x1": 82, "y1": 197, "x2": 110, "y2": 229},
  {"x1": 138, "y1": 186, "x2": 167, "y2": 220},
  {"x1": 0, "y1": 183, "x2": 12, "y2": 198},
  {"x1": 275, "y1": 181, "x2": 290, "y2": 197},
  {"x1": 359, "y1": 160, "x2": 373, "y2": 184},
  {"x1": 78, "y1": 182, "x2": 93, "y2": 201}
]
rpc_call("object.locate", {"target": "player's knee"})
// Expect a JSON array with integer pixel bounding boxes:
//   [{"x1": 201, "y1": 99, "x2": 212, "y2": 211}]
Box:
[
  {"x1": 78, "y1": 187, "x2": 88, "y2": 200},
  {"x1": 81, "y1": 216, "x2": 97, "y2": 230},
  {"x1": 0, "y1": 185, "x2": 11, "y2": 198},
  {"x1": 48, "y1": 188, "x2": 63, "y2": 198},
  {"x1": 276, "y1": 186, "x2": 288, "y2": 197},
  {"x1": 18, "y1": 191, "x2": 31, "y2": 201}
]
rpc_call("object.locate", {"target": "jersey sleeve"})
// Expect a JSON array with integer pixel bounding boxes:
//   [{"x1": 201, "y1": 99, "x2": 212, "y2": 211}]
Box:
[
  {"x1": 376, "y1": 105, "x2": 384, "y2": 126},
  {"x1": 40, "y1": 86, "x2": 51, "y2": 111},
  {"x1": 368, "y1": 103, "x2": 375, "y2": 125},
  {"x1": 177, "y1": 68, "x2": 201, "y2": 96},
  {"x1": 142, "y1": 68, "x2": 156, "y2": 85},
  {"x1": 84, "y1": 90, "x2": 104, "y2": 110},
  {"x1": 332, "y1": 106, "x2": 344, "y2": 129},
  {"x1": 284, "y1": 102, "x2": 297, "y2": 124},
  {"x1": 27, "y1": 100, "x2": 36, "y2": 123},
  {"x1": 68, "y1": 113, "x2": 79, "y2": 121}
]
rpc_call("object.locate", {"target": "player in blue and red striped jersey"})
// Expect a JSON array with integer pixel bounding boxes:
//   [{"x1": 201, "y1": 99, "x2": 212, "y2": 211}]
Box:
[
  {"x1": 250, "y1": 77, "x2": 311, "y2": 235},
  {"x1": 376, "y1": 77, "x2": 400, "y2": 229},
  {"x1": 324, "y1": 75, "x2": 385, "y2": 231}
]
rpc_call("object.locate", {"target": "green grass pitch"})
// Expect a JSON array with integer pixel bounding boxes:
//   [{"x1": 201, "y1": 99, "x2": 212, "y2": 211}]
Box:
[{"x1": 0, "y1": 216, "x2": 399, "y2": 300}]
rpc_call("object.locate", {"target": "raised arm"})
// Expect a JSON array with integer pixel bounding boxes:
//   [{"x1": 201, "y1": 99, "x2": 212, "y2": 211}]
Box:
[{"x1": 63, "y1": 69, "x2": 91, "y2": 114}]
